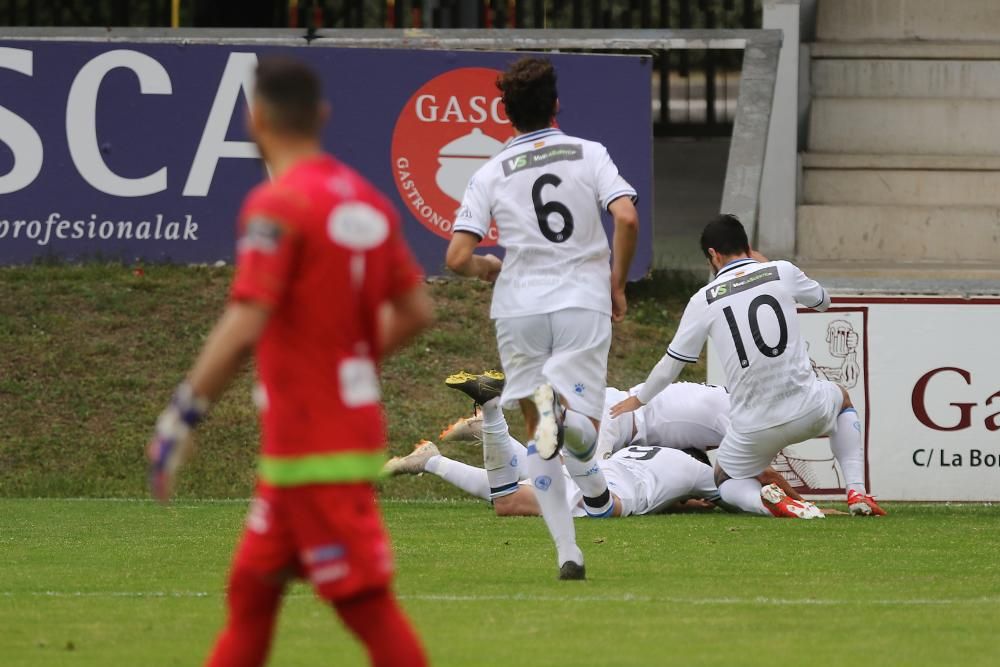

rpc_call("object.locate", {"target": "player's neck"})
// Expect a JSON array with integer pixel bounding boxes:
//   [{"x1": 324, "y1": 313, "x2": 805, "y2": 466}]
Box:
[
  {"x1": 263, "y1": 140, "x2": 324, "y2": 179},
  {"x1": 511, "y1": 123, "x2": 557, "y2": 138},
  {"x1": 712, "y1": 253, "x2": 754, "y2": 274}
]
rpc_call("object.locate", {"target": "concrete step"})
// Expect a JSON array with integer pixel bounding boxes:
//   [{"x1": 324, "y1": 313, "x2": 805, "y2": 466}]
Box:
[
  {"x1": 802, "y1": 153, "x2": 1000, "y2": 170},
  {"x1": 802, "y1": 169, "x2": 1000, "y2": 206},
  {"x1": 817, "y1": 0, "x2": 1000, "y2": 42},
  {"x1": 812, "y1": 59, "x2": 1000, "y2": 99},
  {"x1": 797, "y1": 205, "x2": 1000, "y2": 263},
  {"x1": 796, "y1": 260, "x2": 1000, "y2": 296},
  {"x1": 809, "y1": 98, "x2": 1000, "y2": 155},
  {"x1": 810, "y1": 41, "x2": 1000, "y2": 60}
]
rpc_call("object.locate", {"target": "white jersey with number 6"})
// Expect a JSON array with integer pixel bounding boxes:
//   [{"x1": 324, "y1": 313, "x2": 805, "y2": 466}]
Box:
[
  {"x1": 667, "y1": 258, "x2": 830, "y2": 433},
  {"x1": 453, "y1": 128, "x2": 636, "y2": 319}
]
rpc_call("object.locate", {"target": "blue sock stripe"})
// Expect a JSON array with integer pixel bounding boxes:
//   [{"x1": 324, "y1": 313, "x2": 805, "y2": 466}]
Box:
[
  {"x1": 840, "y1": 407, "x2": 858, "y2": 416},
  {"x1": 526, "y1": 444, "x2": 538, "y2": 456},
  {"x1": 586, "y1": 503, "x2": 615, "y2": 519},
  {"x1": 489, "y1": 482, "x2": 520, "y2": 499}
]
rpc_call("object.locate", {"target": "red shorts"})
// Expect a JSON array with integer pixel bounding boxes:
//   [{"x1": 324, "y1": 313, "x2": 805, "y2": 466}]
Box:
[{"x1": 231, "y1": 482, "x2": 393, "y2": 601}]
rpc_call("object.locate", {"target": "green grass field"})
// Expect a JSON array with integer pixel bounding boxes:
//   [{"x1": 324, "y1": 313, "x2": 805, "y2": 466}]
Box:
[
  {"x1": 4, "y1": 265, "x2": 1000, "y2": 666},
  {"x1": 2, "y1": 498, "x2": 999, "y2": 666},
  {"x1": 0, "y1": 264, "x2": 700, "y2": 499}
]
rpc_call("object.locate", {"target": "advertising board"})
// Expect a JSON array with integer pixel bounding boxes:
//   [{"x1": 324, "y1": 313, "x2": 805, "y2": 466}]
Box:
[
  {"x1": 708, "y1": 296, "x2": 1000, "y2": 501},
  {"x1": 0, "y1": 42, "x2": 652, "y2": 276}
]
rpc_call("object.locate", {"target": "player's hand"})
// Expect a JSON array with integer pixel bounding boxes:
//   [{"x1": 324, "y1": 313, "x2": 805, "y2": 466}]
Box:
[
  {"x1": 479, "y1": 254, "x2": 503, "y2": 283},
  {"x1": 750, "y1": 248, "x2": 769, "y2": 263},
  {"x1": 146, "y1": 383, "x2": 207, "y2": 503},
  {"x1": 609, "y1": 395, "x2": 643, "y2": 418},
  {"x1": 611, "y1": 286, "x2": 627, "y2": 323},
  {"x1": 147, "y1": 429, "x2": 194, "y2": 504}
]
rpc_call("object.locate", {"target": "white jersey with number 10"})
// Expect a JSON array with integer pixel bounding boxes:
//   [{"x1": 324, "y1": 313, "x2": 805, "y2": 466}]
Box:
[
  {"x1": 452, "y1": 128, "x2": 636, "y2": 320},
  {"x1": 667, "y1": 258, "x2": 831, "y2": 433}
]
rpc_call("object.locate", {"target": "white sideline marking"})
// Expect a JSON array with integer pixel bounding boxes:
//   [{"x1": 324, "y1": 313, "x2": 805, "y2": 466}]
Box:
[{"x1": 3, "y1": 591, "x2": 999, "y2": 606}]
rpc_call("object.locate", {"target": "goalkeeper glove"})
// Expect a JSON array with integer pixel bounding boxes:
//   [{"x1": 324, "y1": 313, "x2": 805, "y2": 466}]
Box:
[{"x1": 147, "y1": 382, "x2": 209, "y2": 503}]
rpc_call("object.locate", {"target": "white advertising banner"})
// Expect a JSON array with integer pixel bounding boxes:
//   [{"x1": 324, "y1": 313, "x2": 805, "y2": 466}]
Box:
[{"x1": 708, "y1": 297, "x2": 1000, "y2": 501}]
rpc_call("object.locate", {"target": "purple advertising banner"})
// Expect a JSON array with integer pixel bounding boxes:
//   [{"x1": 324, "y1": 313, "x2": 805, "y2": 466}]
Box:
[{"x1": 0, "y1": 42, "x2": 652, "y2": 278}]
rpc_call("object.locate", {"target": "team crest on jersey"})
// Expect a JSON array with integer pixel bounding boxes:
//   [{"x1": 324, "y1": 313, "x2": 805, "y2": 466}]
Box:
[{"x1": 391, "y1": 68, "x2": 511, "y2": 244}]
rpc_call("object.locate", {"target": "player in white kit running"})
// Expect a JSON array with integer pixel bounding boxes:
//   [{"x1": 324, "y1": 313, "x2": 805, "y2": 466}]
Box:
[
  {"x1": 611, "y1": 215, "x2": 886, "y2": 518},
  {"x1": 445, "y1": 58, "x2": 639, "y2": 578}
]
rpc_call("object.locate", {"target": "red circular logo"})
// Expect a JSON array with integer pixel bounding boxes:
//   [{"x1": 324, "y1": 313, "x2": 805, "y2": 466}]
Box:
[{"x1": 392, "y1": 68, "x2": 512, "y2": 245}]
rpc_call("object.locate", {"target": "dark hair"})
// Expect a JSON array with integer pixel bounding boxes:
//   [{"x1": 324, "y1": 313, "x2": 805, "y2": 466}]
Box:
[
  {"x1": 700, "y1": 214, "x2": 750, "y2": 258},
  {"x1": 681, "y1": 448, "x2": 711, "y2": 467},
  {"x1": 254, "y1": 57, "x2": 323, "y2": 136},
  {"x1": 496, "y1": 57, "x2": 558, "y2": 133}
]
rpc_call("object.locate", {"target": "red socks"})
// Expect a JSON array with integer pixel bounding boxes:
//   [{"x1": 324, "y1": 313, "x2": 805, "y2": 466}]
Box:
[
  {"x1": 204, "y1": 568, "x2": 284, "y2": 667},
  {"x1": 205, "y1": 569, "x2": 425, "y2": 667},
  {"x1": 335, "y1": 589, "x2": 428, "y2": 667}
]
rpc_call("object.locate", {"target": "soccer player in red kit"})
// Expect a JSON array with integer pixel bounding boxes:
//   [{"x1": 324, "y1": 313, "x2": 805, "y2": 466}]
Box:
[{"x1": 145, "y1": 58, "x2": 431, "y2": 667}]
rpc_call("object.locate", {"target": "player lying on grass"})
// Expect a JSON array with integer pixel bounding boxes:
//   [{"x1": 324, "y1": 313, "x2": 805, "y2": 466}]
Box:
[
  {"x1": 610, "y1": 215, "x2": 886, "y2": 519},
  {"x1": 383, "y1": 372, "x2": 824, "y2": 517}
]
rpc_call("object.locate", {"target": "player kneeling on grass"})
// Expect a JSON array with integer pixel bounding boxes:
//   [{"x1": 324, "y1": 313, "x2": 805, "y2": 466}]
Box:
[
  {"x1": 610, "y1": 215, "x2": 886, "y2": 519},
  {"x1": 145, "y1": 57, "x2": 431, "y2": 667}
]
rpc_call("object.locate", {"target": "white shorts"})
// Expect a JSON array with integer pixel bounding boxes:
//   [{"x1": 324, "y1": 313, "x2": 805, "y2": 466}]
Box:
[
  {"x1": 716, "y1": 380, "x2": 844, "y2": 480},
  {"x1": 494, "y1": 308, "x2": 611, "y2": 421},
  {"x1": 603, "y1": 446, "x2": 719, "y2": 517}
]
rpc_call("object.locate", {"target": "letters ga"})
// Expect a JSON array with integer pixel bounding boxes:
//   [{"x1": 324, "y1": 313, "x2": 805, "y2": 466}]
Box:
[
  {"x1": 0, "y1": 47, "x2": 260, "y2": 197},
  {"x1": 911, "y1": 367, "x2": 1000, "y2": 432}
]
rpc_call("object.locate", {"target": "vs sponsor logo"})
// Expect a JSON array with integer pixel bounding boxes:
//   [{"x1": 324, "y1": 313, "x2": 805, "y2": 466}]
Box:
[{"x1": 391, "y1": 68, "x2": 511, "y2": 243}]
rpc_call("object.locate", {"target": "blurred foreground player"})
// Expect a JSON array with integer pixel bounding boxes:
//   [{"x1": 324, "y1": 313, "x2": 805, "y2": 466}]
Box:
[
  {"x1": 611, "y1": 215, "x2": 885, "y2": 519},
  {"x1": 445, "y1": 57, "x2": 640, "y2": 579},
  {"x1": 146, "y1": 58, "x2": 431, "y2": 667}
]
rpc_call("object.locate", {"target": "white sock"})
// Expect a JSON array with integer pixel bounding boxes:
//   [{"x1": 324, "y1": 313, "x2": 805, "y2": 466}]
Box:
[
  {"x1": 829, "y1": 407, "x2": 866, "y2": 495},
  {"x1": 425, "y1": 455, "x2": 491, "y2": 501},
  {"x1": 564, "y1": 454, "x2": 614, "y2": 517},
  {"x1": 525, "y1": 441, "x2": 583, "y2": 567},
  {"x1": 481, "y1": 398, "x2": 521, "y2": 498},
  {"x1": 560, "y1": 410, "x2": 612, "y2": 516},
  {"x1": 563, "y1": 409, "x2": 598, "y2": 459},
  {"x1": 719, "y1": 478, "x2": 770, "y2": 516}
]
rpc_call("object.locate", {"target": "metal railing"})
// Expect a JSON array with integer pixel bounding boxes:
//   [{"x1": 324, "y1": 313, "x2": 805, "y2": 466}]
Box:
[{"x1": 2, "y1": 1, "x2": 762, "y2": 136}]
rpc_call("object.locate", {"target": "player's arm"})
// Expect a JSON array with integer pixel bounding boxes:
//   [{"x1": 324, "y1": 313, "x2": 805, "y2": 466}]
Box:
[
  {"x1": 146, "y1": 302, "x2": 270, "y2": 503},
  {"x1": 608, "y1": 196, "x2": 639, "y2": 323},
  {"x1": 187, "y1": 302, "x2": 269, "y2": 400},
  {"x1": 447, "y1": 174, "x2": 502, "y2": 282},
  {"x1": 782, "y1": 260, "x2": 830, "y2": 312},
  {"x1": 593, "y1": 144, "x2": 639, "y2": 322},
  {"x1": 445, "y1": 231, "x2": 502, "y2": 282},
  {"x1": 610, "y1": 298, "x2": 708, "y2": 417},
  {"x1": 146, "y1": 204, "x2": 296, "y2": 503}
]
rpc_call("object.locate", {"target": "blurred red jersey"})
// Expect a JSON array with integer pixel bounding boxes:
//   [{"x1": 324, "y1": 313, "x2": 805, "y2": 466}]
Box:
[{"x1": 230, "y1": 155, "x2": 422, "y2": 487}]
